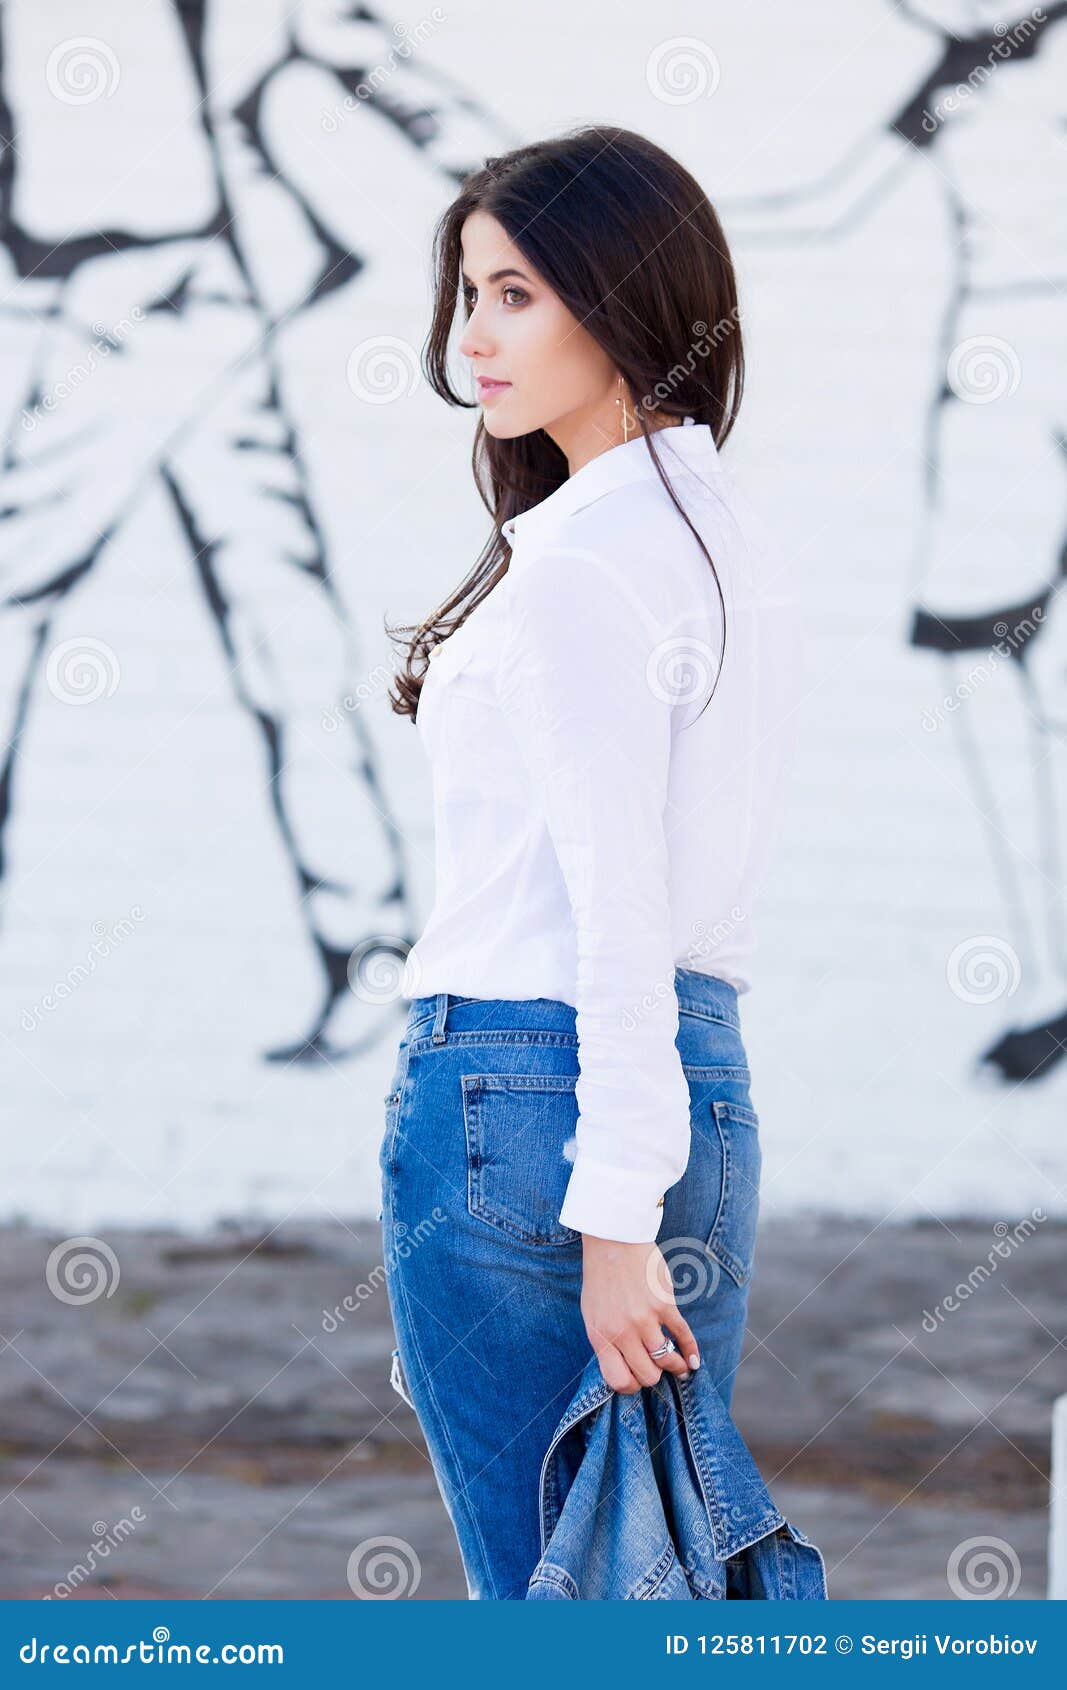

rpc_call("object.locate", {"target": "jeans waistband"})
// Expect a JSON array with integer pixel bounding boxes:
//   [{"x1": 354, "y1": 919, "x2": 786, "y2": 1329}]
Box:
[{"x1": 403, "y1": 965, "x2": 740, "y2": 1046}]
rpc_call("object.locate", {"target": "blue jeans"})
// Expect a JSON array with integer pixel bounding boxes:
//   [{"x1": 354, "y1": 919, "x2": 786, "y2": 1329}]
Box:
[{"x1": 377, "y1": 966, "x2": 761, "y2": 1600}]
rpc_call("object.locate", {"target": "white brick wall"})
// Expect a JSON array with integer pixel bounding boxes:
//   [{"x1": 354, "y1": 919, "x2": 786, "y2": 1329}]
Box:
[{"x1": 3, "y1": 0, "x2": 1065, "y2": 1227}]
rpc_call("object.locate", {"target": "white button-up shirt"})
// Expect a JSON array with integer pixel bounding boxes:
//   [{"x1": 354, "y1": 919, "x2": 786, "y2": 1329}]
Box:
[{"x1": 400, "y1": 418, "x2": 804, "y2": 1242}]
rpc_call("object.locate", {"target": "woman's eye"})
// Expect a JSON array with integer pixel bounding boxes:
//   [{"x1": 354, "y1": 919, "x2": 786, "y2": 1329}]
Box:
[{"x1": 461, "y1": 284, "x2": 528, "y2": 311}]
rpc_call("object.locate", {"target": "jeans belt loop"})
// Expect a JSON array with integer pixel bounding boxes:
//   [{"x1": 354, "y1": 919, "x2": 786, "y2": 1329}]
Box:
[{"x1": 431, "y1": 991, "x2": 449, "y2": 1044}]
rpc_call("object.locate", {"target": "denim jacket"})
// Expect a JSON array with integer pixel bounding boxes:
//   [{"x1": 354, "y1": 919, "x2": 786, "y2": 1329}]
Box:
[{"x1": 526, "y1": 1352, "x2": 827, "y2": 1600}]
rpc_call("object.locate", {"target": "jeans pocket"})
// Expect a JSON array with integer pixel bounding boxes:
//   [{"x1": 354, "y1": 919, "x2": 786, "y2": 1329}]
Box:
[
  {"x1": 704, "y1": 1099, "x2": 762, "y2": 1288},
  {"x1": 461, "y1": 1073, "x2": 583, "y2": 1247}
]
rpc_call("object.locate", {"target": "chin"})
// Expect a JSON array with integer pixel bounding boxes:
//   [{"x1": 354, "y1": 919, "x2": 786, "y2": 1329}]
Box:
[{"x1": 480, "y1": 412, "x2": 529, "y2": 440}]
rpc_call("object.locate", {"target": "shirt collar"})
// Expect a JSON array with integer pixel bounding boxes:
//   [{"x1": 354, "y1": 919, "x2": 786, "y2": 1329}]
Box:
[{"x1": 499, "y1": 416, "x2": 717, "y2": 553}]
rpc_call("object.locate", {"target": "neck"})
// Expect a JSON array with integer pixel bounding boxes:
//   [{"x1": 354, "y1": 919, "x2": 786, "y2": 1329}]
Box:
[{"x1": 548, "y1": 409, "x2": 684, "y2": 479}]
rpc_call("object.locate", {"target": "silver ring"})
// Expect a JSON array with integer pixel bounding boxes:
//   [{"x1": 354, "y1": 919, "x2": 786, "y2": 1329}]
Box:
[{"x1": 647, "y1": 1337, "x2": 676, "y2": 1360}]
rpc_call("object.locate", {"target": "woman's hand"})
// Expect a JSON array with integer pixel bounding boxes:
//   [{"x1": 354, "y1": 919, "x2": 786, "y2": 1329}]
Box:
[{"x1": 580, "y1": 1234, "x2": 701, "y2": 1394}]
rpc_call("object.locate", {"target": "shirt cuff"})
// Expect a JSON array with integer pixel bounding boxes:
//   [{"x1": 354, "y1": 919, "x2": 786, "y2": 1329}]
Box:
[{"x1": 558, "y1": 1155, "x2": 668, "y2": 1244}]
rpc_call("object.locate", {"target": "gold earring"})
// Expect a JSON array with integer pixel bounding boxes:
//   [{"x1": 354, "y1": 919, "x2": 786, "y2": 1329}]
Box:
[{"x1": 615, "y1": 373, "x2": 633, "y2": 443}]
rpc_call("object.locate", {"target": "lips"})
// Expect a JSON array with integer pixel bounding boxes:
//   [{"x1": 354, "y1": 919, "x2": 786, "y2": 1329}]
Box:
[{"x1": 476, "y1": 377, "x2": 511, "y2": 398}]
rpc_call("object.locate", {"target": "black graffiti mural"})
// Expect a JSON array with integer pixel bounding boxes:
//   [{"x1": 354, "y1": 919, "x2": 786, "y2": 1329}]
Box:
[
  {"x1": 724, "y1": 0, "x2": 1067, "y2": 1083},
  {"x1": 0, "y1": 0, "x2": 513, "y2": 1063}
]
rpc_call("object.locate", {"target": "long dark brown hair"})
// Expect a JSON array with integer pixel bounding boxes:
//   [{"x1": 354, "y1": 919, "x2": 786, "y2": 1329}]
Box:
[{"x1": 385, "y1": 123, "x2": 744, "y2": 722}]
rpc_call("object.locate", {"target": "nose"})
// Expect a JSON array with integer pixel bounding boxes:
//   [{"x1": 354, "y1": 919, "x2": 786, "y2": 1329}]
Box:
[{"x1": 458, "y1": 301, "x2": 494, "y2": 363}]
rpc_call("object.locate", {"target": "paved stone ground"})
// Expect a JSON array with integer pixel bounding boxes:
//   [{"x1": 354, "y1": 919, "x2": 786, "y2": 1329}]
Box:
[{"x1": 0, "y1": 1215, "x2": 1060, "y2": 1601}]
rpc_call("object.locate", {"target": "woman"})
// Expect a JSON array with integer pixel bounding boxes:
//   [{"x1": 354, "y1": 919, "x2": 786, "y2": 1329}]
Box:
[{"x1": 379, "y1": 125, "x2": 806, "y2": 1600}]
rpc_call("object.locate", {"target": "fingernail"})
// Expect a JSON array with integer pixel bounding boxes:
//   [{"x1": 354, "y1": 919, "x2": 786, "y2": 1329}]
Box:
[{"x1": 689, "y1": 1353, "x2": 700, "y2": 1368}]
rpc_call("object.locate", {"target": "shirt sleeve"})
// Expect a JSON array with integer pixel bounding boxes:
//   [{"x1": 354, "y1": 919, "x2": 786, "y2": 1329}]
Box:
[{"x1": 496, "y1": 543, "x2": 694, "y2": 1243}]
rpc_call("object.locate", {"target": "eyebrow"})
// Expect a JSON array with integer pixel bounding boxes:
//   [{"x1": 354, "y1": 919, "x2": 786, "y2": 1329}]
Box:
[{"x1": 459, "y1": 267, "x2": 532, "y2": 286}]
